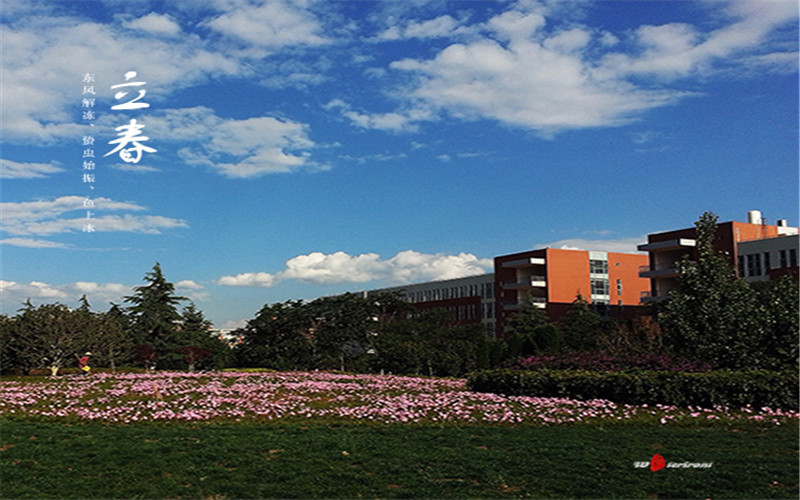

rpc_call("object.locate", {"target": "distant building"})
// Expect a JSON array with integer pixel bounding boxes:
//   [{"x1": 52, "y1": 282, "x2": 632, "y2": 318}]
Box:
[
  {"x1": 737, "y1": 233, "x2": 799, "y2": 282},
  {"x1": 638, "y1": 210, "x2": 799, "y2": 301},
  {"x1": 364, "y1": 273, "x2": 496, "y2": 337},
  {"x1": 362, "y1": 247, "x2": 649, "y2": 338}
]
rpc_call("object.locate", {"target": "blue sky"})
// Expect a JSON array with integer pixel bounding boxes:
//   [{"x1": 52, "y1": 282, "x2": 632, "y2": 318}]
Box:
[{"x1": 2, "y1": 0, "x2": 798, "y2": 329}]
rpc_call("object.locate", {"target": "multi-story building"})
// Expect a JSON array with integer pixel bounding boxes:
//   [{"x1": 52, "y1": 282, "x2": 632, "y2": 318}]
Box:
[
  {"x1": 638, "y1": 210, "x2": 798, "y2": 301},
  {"x1": 364, "y1": 273, "x2": 496, "y2": 336},
  {"x1": 363, "y1": 247, "x2": 650, "y2": 338},
  {"x1": 494, "y1": 248, "x2": 649, "y2": 337},
  {"x1": 736, "y1": 233, "x2": 799, "y2": 282}
]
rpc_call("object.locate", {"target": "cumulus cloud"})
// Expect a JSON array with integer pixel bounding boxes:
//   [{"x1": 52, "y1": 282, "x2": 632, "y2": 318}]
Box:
[
  {"x1": 0, "y1": 278, "x2": 208, "y2": 312},
  {"x1": 203, "y1": 0, "x2": 329, "y2": 48},
  {"x1": 355, "y1": 0, "x2": 798, "y2": 135},
  {"x1": 1, "y1": 195, "x2": 187, "y2": 236},
  {"x1": 142, "y1": 106, "x2": 321, "y2": 177},
  {"x1": 1, "y1": 159, "x2": 64, "y2": 179},
  {"x1": 217, "y1": 272, "x2": 279, "y2": 287},
  {"x1": 217, "y1": 250, "x2": 493, "y2": 287},
  {"x1": 1, "y1": 13, "x2": 241, "y2": 143},
  {"x1": 121, "y1": 13, "x2": 182, "y2": 36},
  {"x1": 0, "y1": 280, "x2": 132, "y2": 309}
]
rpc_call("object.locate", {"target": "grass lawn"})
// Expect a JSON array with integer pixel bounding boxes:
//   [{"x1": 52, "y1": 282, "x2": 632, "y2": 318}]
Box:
[{"x1": 1, "y1": 419, "x2": 797, "y2": 499}]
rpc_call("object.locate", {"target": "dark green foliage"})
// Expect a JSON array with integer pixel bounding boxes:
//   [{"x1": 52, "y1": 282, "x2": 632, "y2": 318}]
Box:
[
  {"x1": 235, "y1": 294, "x2": 486, "y2": 377},
  {"x1": 559, "y1": 295, "x2": 605, "y2": 352},
  {"x1": 179, "y1": 303, "x2": 230, "y2": 370},
  {"x1": 659, "y1": 213, "x2": 799, "y2": 370},
  {"x1": 124, "y1": 262, "x2": 188, "y2": 369},
  {"x1": 505, "y1": 295, "x2": 562, "y2": 357},
  {"x1": 235, "y1": 299, "x2": 315, "y2": 370},
  {"x1": 467, "y1": 369, "x2": 799, "y2": 410}
]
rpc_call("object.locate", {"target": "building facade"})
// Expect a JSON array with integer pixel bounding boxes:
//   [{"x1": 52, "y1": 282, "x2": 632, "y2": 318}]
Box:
[
  {"x1": 494, "y1": 248, "x2": 649, "y2": 337},
  {"x1": 638, "y1": 210, "x2": 799, "y2": 301},
  {"x1": 364, "y1": 273, "x2": 496, "y2": 336},
  {"x1": 362, "y1": 247, "x2": 649, "y2": 338}
]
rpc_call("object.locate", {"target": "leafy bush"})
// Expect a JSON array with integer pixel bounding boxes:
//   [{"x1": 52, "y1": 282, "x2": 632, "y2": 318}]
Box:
[
  {"x1": 516, "y1": 353, "x2": 712, "y2": 372},
  {"x1": 467, "y1": 369, "x2": 799, "y2": 410}
]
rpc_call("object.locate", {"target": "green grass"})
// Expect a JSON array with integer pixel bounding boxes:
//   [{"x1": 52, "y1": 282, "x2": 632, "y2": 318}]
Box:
[{"x1": 1, "y1": 419, "x2": 797, "y2": 499}]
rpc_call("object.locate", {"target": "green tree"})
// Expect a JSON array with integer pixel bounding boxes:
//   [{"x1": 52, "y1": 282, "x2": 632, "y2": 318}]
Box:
[
  {"x1": 179, "y1": 303, "x2": 231, "y2": 370},
  {"x1": 559, "y1": 295, "x2": 605, "y2": 352},
  {"x1": 235, "y1": 300, "x2": 313, "y2": 370},
  {"x1": 12, "y1": 302, "x2": 86, "y2": 376},
  {"x1": 124, "y1": 263, "x2": 186, "y2": 369},
  {"x1": 659, "y1": 212, "x2": 764, "y2": 368},
  {"x1": 750, "y1": 276, "x2": 799, "y2": 369},
  {"x1": 505, "y1": 295, "x2": 561, "y2": 358}
]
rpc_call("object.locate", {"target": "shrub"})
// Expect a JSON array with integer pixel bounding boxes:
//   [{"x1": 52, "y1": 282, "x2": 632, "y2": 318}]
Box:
[
  {"x1": 516, "y1": 353, "x2": 712, "y2": 372},
  {"x1": 467, "y1": 369, "x2": 798, "y2": 410}
]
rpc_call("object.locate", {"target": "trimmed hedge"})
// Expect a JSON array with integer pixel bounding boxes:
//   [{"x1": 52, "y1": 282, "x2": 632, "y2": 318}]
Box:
[{"x1": 466, "y1": 369, "x2": 799, "y2": 410}]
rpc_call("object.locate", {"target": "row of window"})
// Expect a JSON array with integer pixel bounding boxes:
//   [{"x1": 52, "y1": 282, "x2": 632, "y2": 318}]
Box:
[
  {"x1": 738, "y1": 249, "x2": 797, "y2": 278},
  {"x1": 406, "y1": 282, "x2": 494, "y2": 303}
]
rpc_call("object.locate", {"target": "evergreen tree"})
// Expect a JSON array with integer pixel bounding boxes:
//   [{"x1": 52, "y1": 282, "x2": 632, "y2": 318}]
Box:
[
  {"x1": 659, "y1": 212, "x2": 762, "y2": 368},
  {"x1": 124, "y1": 262, "x2": 186, "y2": 369},
  {"x1": 559, "y1": 295, "x2": 604, "y2": 352}
]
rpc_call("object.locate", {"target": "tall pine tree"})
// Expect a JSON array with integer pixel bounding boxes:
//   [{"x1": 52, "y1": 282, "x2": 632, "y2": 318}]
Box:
[{"x1": 124, "y1": 262, "x2": 186, "y2": 369}]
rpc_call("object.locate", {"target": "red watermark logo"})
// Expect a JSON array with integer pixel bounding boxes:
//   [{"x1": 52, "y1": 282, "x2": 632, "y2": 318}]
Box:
[{"x1": 634, "y1": 454, "x2": 713, "y2": 471}]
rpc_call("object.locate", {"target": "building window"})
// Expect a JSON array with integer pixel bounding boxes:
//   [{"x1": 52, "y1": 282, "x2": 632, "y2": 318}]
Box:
[
  {"x1": 738, "y1": 255, "x2": 745, "y2": 276},
  {"x1": 790, "y1": 249, "x2": 798, "y2": 267},
  {"x1": 590, "y1": 260, "x2": 608, "y2": 274},
  {"x1": 616, "y1": 279, "x2": 622, "y2": 295},
  {"x1": 763, "y1": 252, "x2": 771, "y2": 275},
  {"x1": 591, "y1": 278, "x2": 609, "y2": 296},
  {"x1": 746, "y1": 254, "x2": 762, "y2": 277},
  {"x1": 779, "y1": 250, "x2": 788, "y2": 268}
]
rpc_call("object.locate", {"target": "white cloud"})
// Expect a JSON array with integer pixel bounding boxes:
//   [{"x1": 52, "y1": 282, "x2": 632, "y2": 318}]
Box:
[
  {"x1": 1, "y1": 159, "x2": 64, "y2": 179},
  {"x1": 0, "y1": 280, "x2": 133, "y2": 311},
  {"x1": 1, "y1": 12, "x2": 241, "y2": 143},
  {"x1": 598, "y1": 0, "x2": 798, "y2": 80},
  {"x1": 217, "y1": 250, "x2": 493, "y2": 287},
  {"x1": 325, "y1": 99, "x2": 434, "y2": 133},
  {"x1": 141, "y1": 106, "x2": 320, "y2": 177},
  {"x1": 0, "y1": 238, "x2": 71, "y2": 249},
  {"x1": 1, "y1": 195, "x2": 187, "y2": 236},
  {"x1": 358, "y1": 0, "x2": 797, "y2": 135},
  {"x1": 175, "y1": 280, "x2": 204, "y2": 290},
  {"x1": 282, "y1": 251, "x2": 386, "y2": 284},
  {"x1": 203, "y1": 0, "x2": 328, "y2": 47},
  {"x1": 122, "y1": 13, "x2": 182, "y2": 36},
  {"x1": 538, "y1": 237, "x2": 647, "y2": 254},
  {"x1": 217, "y1": 272, "x2": 278, "y2": 288},
  {"x1": 377, "y1": 15, "x2": 471, "y2": 41}
]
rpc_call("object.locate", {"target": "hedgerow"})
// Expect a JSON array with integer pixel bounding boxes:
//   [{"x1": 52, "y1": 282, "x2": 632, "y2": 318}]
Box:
[{"x1": 466, "y1": 369, "x2": 799, "y2": 410}]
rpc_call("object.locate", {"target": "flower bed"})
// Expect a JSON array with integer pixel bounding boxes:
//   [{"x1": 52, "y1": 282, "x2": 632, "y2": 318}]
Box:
[{"x1": 1, "y1": 371, "x2": 796, "y2": 426}]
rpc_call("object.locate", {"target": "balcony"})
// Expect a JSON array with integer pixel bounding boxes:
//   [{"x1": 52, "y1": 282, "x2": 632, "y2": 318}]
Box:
[
  {"x1": 640, "y1": 290, "x2": 669, "y2": 303},
  {"x1": 501, "y1": 257, "x2": 546, "y2": 268},
  {"x1": 503, "y1": 297, "x2": 546, "y2": 311},
  {"x1": 638, "y1": 265, "x2": 681, "y2": 278},
  {"x1": 501, "y1": 276, "x2": 546, "y2": 289},
  {"x1": 637, "y1": 238, "x2": 696, "y2": 252}
]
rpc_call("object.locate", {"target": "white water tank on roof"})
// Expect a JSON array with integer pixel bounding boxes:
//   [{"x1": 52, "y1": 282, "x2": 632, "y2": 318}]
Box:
[{"x1": 747, "y1": 210, "x2": 762, "y2": 225}]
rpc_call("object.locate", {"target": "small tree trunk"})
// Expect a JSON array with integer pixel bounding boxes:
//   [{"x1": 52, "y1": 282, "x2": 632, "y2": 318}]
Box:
[{"x1": 50, "y1": 365, "x2": 59, "y2": 376}]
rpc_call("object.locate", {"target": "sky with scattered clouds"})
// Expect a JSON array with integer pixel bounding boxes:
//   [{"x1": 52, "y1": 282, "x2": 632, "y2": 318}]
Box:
[{"x1": 2, "y1": 0, "x2": 798, "y2": 329}]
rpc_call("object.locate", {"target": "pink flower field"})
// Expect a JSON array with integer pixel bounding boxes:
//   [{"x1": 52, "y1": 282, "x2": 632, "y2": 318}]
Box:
[{"x1": 1, "y1": 371, "x2": 796, "y2": 425}]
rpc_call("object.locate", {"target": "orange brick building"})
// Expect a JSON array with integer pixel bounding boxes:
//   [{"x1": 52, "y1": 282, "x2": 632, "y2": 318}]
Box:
[{"x1": 494, "y1": 248, "x2": 650, "y2": 338}]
